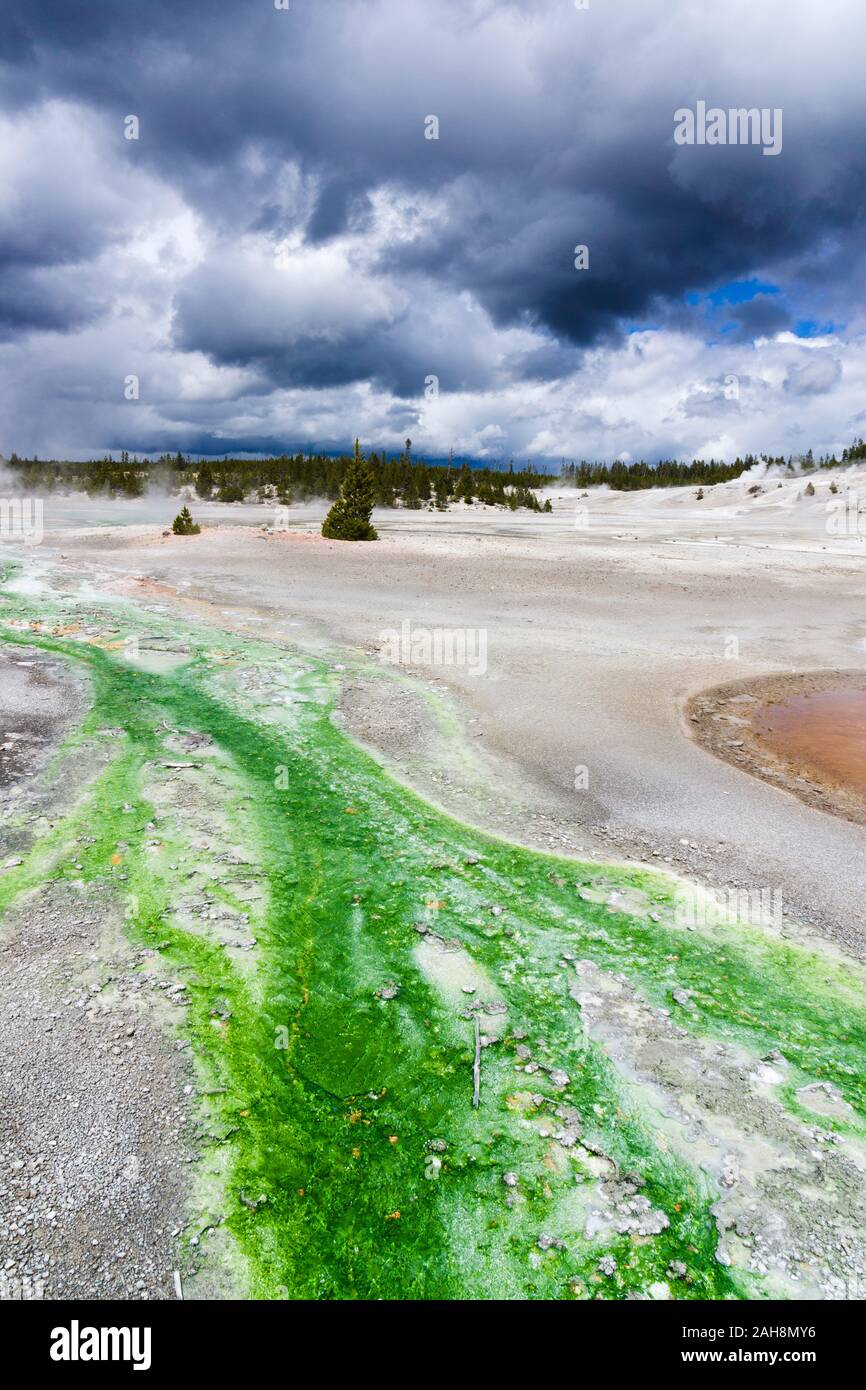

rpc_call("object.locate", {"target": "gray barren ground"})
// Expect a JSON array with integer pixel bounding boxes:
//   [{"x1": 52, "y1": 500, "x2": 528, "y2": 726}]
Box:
[{"x1": 0, "y1": 648, "x2": 204, "y2": 1300}]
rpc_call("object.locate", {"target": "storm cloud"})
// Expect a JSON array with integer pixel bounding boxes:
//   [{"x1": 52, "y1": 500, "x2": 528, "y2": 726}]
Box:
[{"x1": 0, "y1": 0, "x2": 864, "y2": 460}]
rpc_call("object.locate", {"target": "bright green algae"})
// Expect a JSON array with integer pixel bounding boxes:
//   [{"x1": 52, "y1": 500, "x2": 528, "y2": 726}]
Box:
[{"x1": 3, "y1": 583, "x2": 866, "y2": 1301}]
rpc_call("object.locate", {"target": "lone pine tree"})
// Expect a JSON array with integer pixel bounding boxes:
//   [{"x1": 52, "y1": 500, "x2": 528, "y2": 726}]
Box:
[
  {"x1": 171, "y1": 505, "x2": 200, "y2": 535},
  {"x1": 321, "y1": 440, "x2": 378, "y2": 540}
]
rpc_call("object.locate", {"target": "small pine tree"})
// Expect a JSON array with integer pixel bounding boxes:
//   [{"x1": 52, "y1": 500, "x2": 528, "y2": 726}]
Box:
[
  {"x1": 321, "y1": 440, "x2": 378, "y2": 541},
  {"x1": 433, "y1": 474, "x2": 450, "y2": 511},
  {"x1": 456, "y1": 464, "x2": 474, "y2": 503},
  {"x1": 195, "y1": 464, "x2": 214, "y2": 498},
  {"x1": 172, "y1": 505, "x2": 200, "y2": 535}
]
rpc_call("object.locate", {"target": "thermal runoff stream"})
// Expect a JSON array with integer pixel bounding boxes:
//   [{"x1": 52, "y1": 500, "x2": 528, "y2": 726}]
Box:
[{"x1": 3, "y1": 561, "x2": 866, "y2": 1301}]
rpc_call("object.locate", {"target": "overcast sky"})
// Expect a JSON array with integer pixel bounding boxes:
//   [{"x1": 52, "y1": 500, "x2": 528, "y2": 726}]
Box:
[{"x1": 1, "y1": 0, "x2": 864, "y2": 463}]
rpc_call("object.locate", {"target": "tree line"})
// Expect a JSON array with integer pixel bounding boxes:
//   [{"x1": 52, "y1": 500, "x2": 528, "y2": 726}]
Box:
[
  {"x1": 5, "y1": 445, "x2": 553, "y2": 512},
  {"x1": 560, "y1": 444, "x2": 866, "y2": 491},
  {"x1": 7, "y1": 439, "x2": 866, "y2": 506}
]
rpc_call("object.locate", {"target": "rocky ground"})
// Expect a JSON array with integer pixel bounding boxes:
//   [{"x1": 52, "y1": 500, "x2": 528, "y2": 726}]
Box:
[
  {"x1": 0, "y1": 647, "x2": 225, "y2": 1301},
  {"x1": 2, "y1": 469, "x2": 866, "y2": 1300},
  {"x1": 0, "y1": 878, "x2": 194, "y2": 1300}
]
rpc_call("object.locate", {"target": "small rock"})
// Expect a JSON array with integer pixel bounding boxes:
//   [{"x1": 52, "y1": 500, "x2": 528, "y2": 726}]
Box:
[
  {"x1": 672, "y1": 988, "x2": 696, "y2": 1011},
  {"x1": 537, "y1": 1233, "x2": 564, "y2": 1251}
]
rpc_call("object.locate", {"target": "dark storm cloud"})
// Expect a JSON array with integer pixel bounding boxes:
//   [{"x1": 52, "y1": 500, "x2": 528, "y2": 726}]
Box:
[
  {"x1": 102, "y1": 430, "x2": 303, "y2": 459},
  {"x1": 721, "y1": 295, "x2": 792, "y2": 341},
  {"x1": 305, "y1": 178, "x2": 375, "y2": 244},
  {"x1": 169, "y1": 234, "x2": 523, "y2": 398},
  {"x1": 505, "y1": 340, "x2": 584, "y2": 383},
  {"x1": 0, "y1": 1, "x2": 865, "y2": 458},
  {"x1": 0, "y1": 265, "x2": 106, "y2": 336},
  {"x1": 2, "y1": 0, "x2": 864, "y2": 371}
]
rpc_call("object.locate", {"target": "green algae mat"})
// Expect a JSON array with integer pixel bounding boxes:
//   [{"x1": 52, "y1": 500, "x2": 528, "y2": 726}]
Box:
[{"x1": 2, "y1": 565, "x2": 866, "y2": 1301}]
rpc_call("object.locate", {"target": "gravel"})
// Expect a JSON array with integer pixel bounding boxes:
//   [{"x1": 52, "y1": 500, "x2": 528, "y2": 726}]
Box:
[{"x1": 0, "y1": 648, "x2": 197, "y2": 1300}]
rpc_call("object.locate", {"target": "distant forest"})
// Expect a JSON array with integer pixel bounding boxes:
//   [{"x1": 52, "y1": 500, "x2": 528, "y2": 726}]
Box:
[
  {"x1": 6, "y1": 437, "x2": 866, "y2": 505},
  {"x1": 5, "y1": 445, "x2": 554, "y2": 512},
  {"x1": 560, "y1": 439, "x2": 866, "y2": 491}
]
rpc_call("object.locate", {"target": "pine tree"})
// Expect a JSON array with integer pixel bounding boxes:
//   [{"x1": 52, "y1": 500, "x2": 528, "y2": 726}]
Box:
[
  {"x1": 172, "y1": 505, "x2": 200, "y2": 535},
  {"x1": 456, "y1": 463, "x2": 474, "y2": 503},
  {"x1": 321, "y1": 440, "x2": 378, "y2": 541},
  {"x1": 416, "y1": 462, "x2": 431, "y2": 501},
  {"x1": 433, "y1": 473, "x2": 450, "y2": 511},
  {"x1": 196, "y1": 464, "x2": 214, "y2": 498}
]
